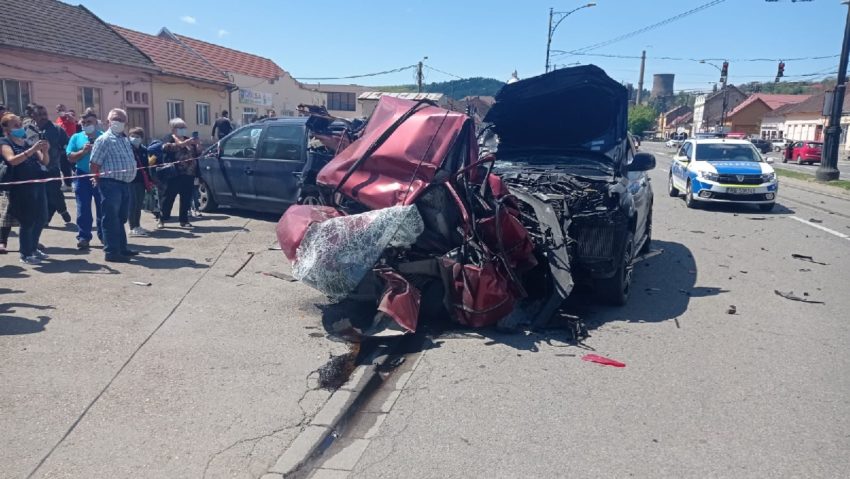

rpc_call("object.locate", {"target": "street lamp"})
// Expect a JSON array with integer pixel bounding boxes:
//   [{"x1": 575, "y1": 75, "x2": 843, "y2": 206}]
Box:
[
  {"x1": 817, "y1": 0, "x2": 850, "y2": 181},
  {"x1": 545, "y1": 3, "x2": 597, "y2": 73},
  {"x1": 698, "y1": 59, "x2": 729, "y2": 132}
]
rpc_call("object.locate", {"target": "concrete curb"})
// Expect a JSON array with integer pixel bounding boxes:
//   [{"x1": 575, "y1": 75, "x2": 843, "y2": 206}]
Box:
[
  {"x1": 775, "y1": 173, "x2": 850, "y2": 197},
  {"x1": 265, "y1": 341, "x2": 399, "y2": 478}
]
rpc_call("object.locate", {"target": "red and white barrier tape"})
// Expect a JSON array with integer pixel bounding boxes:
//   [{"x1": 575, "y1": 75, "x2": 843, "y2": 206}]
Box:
[{"x1": 0, "y1": 156, "x2": 199, "y2": 187}]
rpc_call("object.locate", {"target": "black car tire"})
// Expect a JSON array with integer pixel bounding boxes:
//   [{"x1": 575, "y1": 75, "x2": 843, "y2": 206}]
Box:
[
  {"x1": 685, "y1": 181, "x2": 699, "y2": 209},
  {"x1": 758, "y1": 203, "x2": 775, "y2": 212},
  {"x1": 639, "y1": 210, "x2": 652, "y2": 255},
  {"x1": 668, "y1": 174, "x2": 680, "y2": 197},
  {"x1": 596, "y1": 230, "x2": 635, "y2": 306},
  {"x1": 298, "y1": 186, "x2": 323, "y2": 206},
  {"x1": 197, "y1": 178, "x2": 218, "y2": 212}
]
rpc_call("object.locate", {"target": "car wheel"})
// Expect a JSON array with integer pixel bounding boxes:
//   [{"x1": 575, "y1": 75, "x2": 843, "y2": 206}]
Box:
[
  {"x1": 639, "y1": 210, "x2": 652, "y2": 255},
  {"x1": 668, "y1": 174, "x2": 680, "y2": 197},
  {"x1": 298, "y1": 186, "x2": 323, "y2": 206},
  {"x1": 197, "y1": 179, "x2": 218, "y2": 212},
  {"x1": 797, "y1": 155, "x2": 804, "y2": 165},
  {"x1": 685, "y1": 181, "x2": 699, "y2": 209},
  {"x1": 775, "y1": 146, "x2": 781, "y2": 152},
  {"x1": 596, "y1": 231, "x2": 635, "y2": 306},
  {"x1": 758, "y1": 203, "x2": 775, "y2": 212}
]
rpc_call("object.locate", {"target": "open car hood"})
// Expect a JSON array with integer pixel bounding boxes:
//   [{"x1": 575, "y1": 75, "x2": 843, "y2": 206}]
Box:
[{"x1": 484, "y1": 65, "x2": 628, "y2": 165}]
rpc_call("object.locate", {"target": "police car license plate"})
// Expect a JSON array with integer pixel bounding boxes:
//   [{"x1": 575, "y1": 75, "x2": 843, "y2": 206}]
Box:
[{"x1": 726, "y1": 188, "x2": 751, "y2": 195}]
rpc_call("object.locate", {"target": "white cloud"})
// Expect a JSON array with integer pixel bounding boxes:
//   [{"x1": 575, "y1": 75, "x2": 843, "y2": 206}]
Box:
[
  {"x1": 180, "y1": 15, "x2": 197, "y2": 25},
  {"x1": 217, "y1": 29, "x2": 230, "y2": 38}
]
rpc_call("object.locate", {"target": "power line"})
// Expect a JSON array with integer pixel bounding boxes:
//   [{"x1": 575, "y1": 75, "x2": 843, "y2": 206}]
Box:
[
  {"x1": 560, "y1": 0, "x2": 728, "y2": 55},
  {"x1": 295, "y1": 64, "x2": 417, "y2": 81},
  {"x1": 423, "y1": 64, "x2": 464, "y2": 79},
  {"x1": 556, "y1": 51, "x2": 840, "y2": 63}
]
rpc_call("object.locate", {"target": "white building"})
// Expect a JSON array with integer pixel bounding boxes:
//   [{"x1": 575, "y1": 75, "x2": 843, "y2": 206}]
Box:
[{"x1": 357, "y1": 92, "x2": 447, "y2": 117}]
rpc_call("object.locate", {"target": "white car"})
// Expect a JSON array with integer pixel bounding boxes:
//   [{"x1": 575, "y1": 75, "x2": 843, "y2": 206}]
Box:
[
  {"x1": 667, "y1": 138, "x2": 778, "y2": 212},
  {"x1": 771, "y1": 138, "x2": 791, "y2": 152},
  {"x1": 665, "y1": 138, "x2": 683, "y2": 148}
]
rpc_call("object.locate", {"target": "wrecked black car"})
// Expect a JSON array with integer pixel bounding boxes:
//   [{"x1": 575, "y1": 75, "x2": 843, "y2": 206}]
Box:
[
  {"x1": 276, "y1": 65, "x2": 655, "y2": 337},
  {"x1": 484, "y1": 65, "x2": 655, "y2": 305}
]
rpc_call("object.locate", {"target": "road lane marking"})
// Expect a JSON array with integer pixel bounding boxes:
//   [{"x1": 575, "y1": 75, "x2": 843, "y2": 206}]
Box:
[{"x1": 789, "y1": 216, "x2": 850, "y2": 241}]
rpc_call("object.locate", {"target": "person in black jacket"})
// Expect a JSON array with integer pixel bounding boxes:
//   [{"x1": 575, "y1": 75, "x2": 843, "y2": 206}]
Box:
[
  {"x1": 29, "y1": 105, "x2": 72, "y2": 226},
  {"x1": 0, "y1": 112, "x2": 50, "y2": 264},
  {"x1": 159, "y1": 118, "x2": 200, "y2": 229},
  {"x1": 128, "y1": 127, "x2": 153, "y2": 236},
  {"x1": 211, "y1": 110, "x2": 233, "y2": 141}
]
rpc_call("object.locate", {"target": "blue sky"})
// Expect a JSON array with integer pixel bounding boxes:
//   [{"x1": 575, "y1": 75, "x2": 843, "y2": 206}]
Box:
[{"x1": 72, "y1": 0, "x2": 840, "y2": 92}]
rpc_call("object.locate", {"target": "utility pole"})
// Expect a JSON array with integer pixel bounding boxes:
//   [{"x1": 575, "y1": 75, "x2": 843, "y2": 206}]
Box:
[
  {"x1": 719, "y1": 61, "x2": 729, "y2": 131},
  {"x1": 545, "y1": 8, "x2": 554, "y2": 73},
  {"x1": 417, "y1": 61, "x2": 424, "y2": 93},
  {"x1": 636, "y1": 50, "x2": 646, "y2": 105},
  {"x1": 817, "y1": 1, "x2": 850, "y2": 181}
]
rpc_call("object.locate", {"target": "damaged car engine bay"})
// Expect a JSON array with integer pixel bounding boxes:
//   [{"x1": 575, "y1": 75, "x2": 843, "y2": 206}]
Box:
[{"x1": 276, "y1": 65, "x2": 655, "y2": 338}]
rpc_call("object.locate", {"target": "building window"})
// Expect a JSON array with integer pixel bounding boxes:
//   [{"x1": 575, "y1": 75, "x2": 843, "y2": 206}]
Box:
[
  {"x1": 78, "y1": 87, "x2": 102, "y2": 117},
  {"x1": 242, "y1": 107, "x2": 257, "y2": 125},
  {"x1": 167, "y1": 100, "x2": 184, "y2": 120},
  {"x1": 326, "y1": 92, "x2": 356, "y2": 112},
  {"x1": 0, "y1": 79, "x2": 31, "y2": 115},
  {"x1": 126, "y1": 91, "x2": 133, "y2": 103},
  {"x1": 196, "y1": 102, "x2": 210, "y2": 126}
]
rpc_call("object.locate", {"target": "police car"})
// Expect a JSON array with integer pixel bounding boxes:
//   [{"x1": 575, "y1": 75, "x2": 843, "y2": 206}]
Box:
[{"x1": 667, "y1": 138, "x2": 778, "y2": 212}]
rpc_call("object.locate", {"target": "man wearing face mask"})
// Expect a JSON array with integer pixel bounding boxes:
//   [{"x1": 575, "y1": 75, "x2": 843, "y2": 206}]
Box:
[
  {"x1": 30, "y1": 105, "x2": 73, "y2": 226},
  {"x1": 89, "y1": 108, "x2": 138, "y2": 263},
  {"x1": 127, "y1": 127, "x2": 153, "y2": 237},
  {"x1": 67, "y1": 111, "x2": 104, "y2": 249},
  {"x1": 159, "y1": 118, "x2": 200, "y2": 229}
]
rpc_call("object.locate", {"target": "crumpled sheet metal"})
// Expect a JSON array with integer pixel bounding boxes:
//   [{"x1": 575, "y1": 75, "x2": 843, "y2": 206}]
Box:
[
  {"x1": 291, "y1": 205, "x2": 425, "y2": 299},
  {"x1": 277, "y1": 205, "x2": 343, "y2": 262},
  {"x1": 376, "y1": 268, "x2": 421, "y2": 332},
  {"x1": 317, "y1": 96, "x2": 474, "y2": 209}
]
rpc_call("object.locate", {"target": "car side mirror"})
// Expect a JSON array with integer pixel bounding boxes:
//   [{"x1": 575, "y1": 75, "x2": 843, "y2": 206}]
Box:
[{"x1": 629, "y1": 152, "x2": 656, "y2": 171}]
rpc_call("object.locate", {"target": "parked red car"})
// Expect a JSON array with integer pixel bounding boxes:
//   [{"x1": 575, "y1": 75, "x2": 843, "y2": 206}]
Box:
[{"x1": 784, "y1": 141, "x2": 822, "y2": 165}]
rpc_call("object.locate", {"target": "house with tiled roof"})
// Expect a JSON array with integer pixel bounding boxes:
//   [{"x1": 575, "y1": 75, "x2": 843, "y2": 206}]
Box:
[
  {"x1": 0, "y1": 0, "x2": 157, "y2": 129},
  {"x1": 162, "y1": 31, "x2": 360, "y2": 122},
  {"x1": 761, "y1": 92, "x2": 829, "y2": 143},
  {"x1": 692, "y1": 85, "x2": 747, "y2": 135},
  {"x1": 724, "y1": 93, "x2": 810, "y2": 137},
  {"x1": 657, "y1": 105, "x2": 692, "y2": 138},
  {"x1": 112, "y1": 26, "x2": 235, "y2": 138}
]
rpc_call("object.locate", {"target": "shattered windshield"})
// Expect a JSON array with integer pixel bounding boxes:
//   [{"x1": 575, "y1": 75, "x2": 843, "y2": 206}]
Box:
[{"x1": 696, "y1": 144, "x2": 762, "y2": 162}]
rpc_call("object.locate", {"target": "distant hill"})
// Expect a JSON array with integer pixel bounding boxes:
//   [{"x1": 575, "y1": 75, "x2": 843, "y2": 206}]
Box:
[
  {"x1": 377, "y1": 77, "x2": 505, "y2": 100},
  {"x1": 737, "y1": 78, "x2": 836, "y2": 95}
]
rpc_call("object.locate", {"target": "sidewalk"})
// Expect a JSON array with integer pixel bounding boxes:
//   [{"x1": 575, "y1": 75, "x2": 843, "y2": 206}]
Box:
[{"x1": 1, "y1": 194, "x2": 346, "y2": 478}]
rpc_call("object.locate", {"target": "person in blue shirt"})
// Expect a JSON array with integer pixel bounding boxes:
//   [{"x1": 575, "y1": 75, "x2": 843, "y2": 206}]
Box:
[{"x1": 66, "y1": 111, "x2": 103, "y2": 249}]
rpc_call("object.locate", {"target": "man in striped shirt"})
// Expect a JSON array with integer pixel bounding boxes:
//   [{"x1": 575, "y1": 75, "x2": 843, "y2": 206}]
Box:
[{"x1": 90, "y1": 108, "x2": 139, "y2": 263}]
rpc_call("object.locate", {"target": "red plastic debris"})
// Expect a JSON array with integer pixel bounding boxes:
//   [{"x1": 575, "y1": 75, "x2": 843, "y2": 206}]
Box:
[{"x1": 581, "y1": 354, "x2": 626, "y2": 368}]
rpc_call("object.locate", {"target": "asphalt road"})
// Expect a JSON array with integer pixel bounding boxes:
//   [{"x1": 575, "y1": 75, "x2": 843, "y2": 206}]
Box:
[
  {"x1": 1, "y1": 199, "x2": 348, "y2": 478},
  {"x1": 307, "y1": 142, "x2": 850, "y2": 478}
]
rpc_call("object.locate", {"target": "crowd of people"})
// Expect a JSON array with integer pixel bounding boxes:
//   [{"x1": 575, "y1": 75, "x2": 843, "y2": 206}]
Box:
[{"x1": 0, "y1": 102, "x2": 207, "y2": 265}]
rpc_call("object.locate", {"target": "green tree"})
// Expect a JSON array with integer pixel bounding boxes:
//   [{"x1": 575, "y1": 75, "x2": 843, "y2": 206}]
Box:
[{"x1": 628, "y1": 104, "x2": 657, "y2": 135}]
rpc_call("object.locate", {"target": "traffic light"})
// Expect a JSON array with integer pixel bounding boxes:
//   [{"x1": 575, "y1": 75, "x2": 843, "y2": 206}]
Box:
[
  {"x1": 775, "y1": 61, "x2": 785, "y2": 83},
  {"x1": 720, "y1": 61, "x2": 729, "y2": 82}
]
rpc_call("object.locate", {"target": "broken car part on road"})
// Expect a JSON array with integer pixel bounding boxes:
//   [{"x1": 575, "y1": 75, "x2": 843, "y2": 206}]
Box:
[{"x1": 276, "y1": 65, "x2": 655, "y2": 337}]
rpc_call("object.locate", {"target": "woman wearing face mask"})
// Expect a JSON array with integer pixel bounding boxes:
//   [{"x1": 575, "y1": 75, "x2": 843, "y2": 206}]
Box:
[
  {"x1": 0, "y1": 113, "x2": 51, "y2": 264},
  {"x1": 159, "y1": 118, "x2": 200, "y2": 229},
  {"x1": 127, "y1": 127, "x2": 153, "y2": 237}
]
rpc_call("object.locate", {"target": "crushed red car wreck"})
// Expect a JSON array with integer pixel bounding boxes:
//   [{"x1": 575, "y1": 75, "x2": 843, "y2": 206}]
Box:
[{"x1": 277, "y1": 65, "x2": 655, "y2": 337}]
